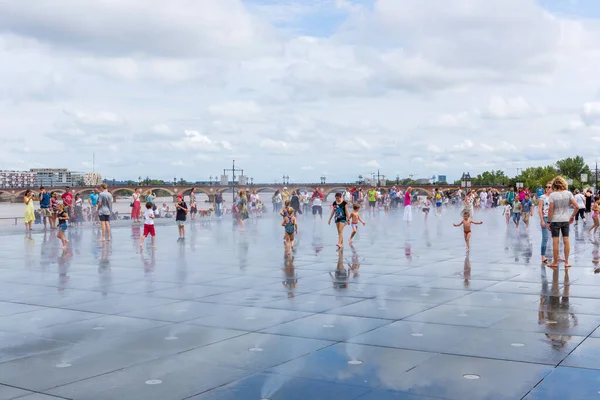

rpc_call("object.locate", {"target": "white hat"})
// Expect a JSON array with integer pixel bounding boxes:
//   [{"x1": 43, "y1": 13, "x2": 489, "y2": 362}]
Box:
[{"x1": 283, "y1": 187, "x2": 287, "y2": 190}]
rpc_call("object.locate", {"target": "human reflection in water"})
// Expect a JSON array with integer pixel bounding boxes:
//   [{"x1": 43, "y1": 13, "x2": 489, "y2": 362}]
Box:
[
  {"x1": 131, "y1": 225, "x2": 141, "y2": 250},
  {"x1": 141, "y1": 248, "x2": 156, "y2": 277},
  {"x1": 463, "y1": 253, "x2": 471, "y2": 288},
  {"x1": 348, "y1": 244, "x2": 361, "y2": 278},
  {"x1": 238, "y1": 235, "x2": 249, "y2": 270},
  {"x1": 592, "y1": 240, "x2": 600, "y2": 273},
  {"x1": 538, "y1": 268, "x2": 578, "y2": 349},
  {"x1": 57, "y1": 248, "x2": 72, "y2": 292},
  {"x1": 330, "y1": 248, "x2": 349, "y2": 290},
  {"x1": 404, "y1": 239, "x2": 412, "y2": 260},
  {"x1": 282, "y1": 252, "x2": 298, "y2": 298},
  {"x1": 98, "y1": 243, "x2": 112, "y2": 296}
]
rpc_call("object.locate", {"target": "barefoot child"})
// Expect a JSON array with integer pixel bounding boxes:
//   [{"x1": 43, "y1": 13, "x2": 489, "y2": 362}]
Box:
[
  {"x1": 348, "y1": 204, "x2": 366, "y2": 244},
  {"x1": 454, "y1": 211, "x2": 482, "y2": 250},
  {"x1": 56, "y1": 204, "x2": 69, "y2": 250},
  {"x1": 502, "y1": 200, "x2": 512, "y2": 226},
  {"x1": 282, "y1": 208, "x2": 298, "y2": 252},
  {"x1": 140, "y1": 202, "x2": 156, "y2": 248},
  {"x1": 422, "y1": 196, "x2": 431, "y2": 220}
]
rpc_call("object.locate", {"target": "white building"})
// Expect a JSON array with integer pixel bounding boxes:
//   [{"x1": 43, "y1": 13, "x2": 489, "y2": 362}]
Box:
[
  {"x1": 83, "y1": 172, "x2": 103, "y2": 186},
  {"x1": 0, "y1": 170, "x2": 37, "y2": 188}
]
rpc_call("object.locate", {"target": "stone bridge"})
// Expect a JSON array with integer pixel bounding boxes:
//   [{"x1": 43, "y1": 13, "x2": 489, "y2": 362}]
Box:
[{"x1": 0, "y1": 183, "x2": 504, "y2": 202}]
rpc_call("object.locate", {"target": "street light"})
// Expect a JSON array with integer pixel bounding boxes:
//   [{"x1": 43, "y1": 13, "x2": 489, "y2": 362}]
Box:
[
  {"x1": 396, "y1": 175, "x2": 400, "y2": 185},
  {"x1": 173, "y1": 177, "x2": 176, "y2": 186},
  {"x1": 209, "y1": 175, "x2": 213, "y2": 185},
  {"x1": 138, "y1": 176, "x2": 141, "y2": 185},
  {"x1": 250, "y1": 177, "x2": 254, "y2": 185},
  {"x1": 461, "y1": 172, "x2": 471, "y2": 192},
  {"x1": 282, "y1": 175, "x2": 289, "y2": 185},
  {"x1": 320, "y1": 176, "x2": 326, "y2": 185}
]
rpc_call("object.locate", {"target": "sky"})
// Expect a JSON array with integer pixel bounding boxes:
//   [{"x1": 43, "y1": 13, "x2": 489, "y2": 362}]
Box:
[{"x1": 1, "y1": 0, "x2": 600, "y2": 184}]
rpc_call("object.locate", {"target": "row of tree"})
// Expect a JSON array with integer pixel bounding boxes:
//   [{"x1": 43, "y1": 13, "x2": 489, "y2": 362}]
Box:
[{"x1": 453, "y1": 156, "x2": 595, "y2": 191}]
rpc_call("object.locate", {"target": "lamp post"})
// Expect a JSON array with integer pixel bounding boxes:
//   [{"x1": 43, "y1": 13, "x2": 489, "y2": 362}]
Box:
[
  {"x1": 173, "y1": 177, "x2": 176, "y2": 186},
  {"x1": 461, "y1": 172, "x2": 472, "y2": 192},
  {"x1": 209, "y1": 175, "x2": 213, "y2": 185},
  {"x1": 223, "y1": 160, "x2": 243, "y2": 202},
  {"x1": 282, "y1": 175, "x2": 289, "y2": 185},
  {"x1": 250, "y1": 177, "x2": 254, "y2": 186},
  {"x1": 396, "y1": 175, "x2": 400, "y2": 185},
  {"x1": 320, "y1": 176, "x2": 326, "y2": 185}
]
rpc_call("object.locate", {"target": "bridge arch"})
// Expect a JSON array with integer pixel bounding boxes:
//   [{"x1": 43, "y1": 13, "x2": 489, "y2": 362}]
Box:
[{"x1": 322, "y1": 187, "x2": 348, "y2": 199}]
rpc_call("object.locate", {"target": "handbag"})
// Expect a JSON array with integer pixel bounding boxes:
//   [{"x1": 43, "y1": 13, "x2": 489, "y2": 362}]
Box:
[{"x1": 130, "y1": 202, "x2": 134, "y2": 207}]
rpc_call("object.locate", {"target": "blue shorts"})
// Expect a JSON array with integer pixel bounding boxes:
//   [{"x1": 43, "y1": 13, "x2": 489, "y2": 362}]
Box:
[
  {"x1": 59, "y1": 223, "x2": 68, "y2": 231},
  {"x1": 436, "y1": 202, "x2": 442, "y2": 207}
]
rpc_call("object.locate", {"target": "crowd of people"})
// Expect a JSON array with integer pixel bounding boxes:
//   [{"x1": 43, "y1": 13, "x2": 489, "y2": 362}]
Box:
[{"x1": 20, "y1": 179, "x2": 599, "y2": 270}]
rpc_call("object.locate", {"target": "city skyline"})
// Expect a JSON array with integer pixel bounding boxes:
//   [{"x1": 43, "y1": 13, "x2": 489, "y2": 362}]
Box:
[{"x1": 1, "y1": 1, "x2": 600, "y2": 181}]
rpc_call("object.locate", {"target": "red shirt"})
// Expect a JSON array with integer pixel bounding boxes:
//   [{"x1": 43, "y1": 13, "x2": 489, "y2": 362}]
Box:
[{"x1": 62, "y1": 192, "x2": 73, "y2": 206}]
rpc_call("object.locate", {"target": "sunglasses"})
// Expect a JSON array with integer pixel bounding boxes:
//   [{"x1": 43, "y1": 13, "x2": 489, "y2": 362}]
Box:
[{"x1": 546, "y1": 186, "x2": 551, "y2": 189}]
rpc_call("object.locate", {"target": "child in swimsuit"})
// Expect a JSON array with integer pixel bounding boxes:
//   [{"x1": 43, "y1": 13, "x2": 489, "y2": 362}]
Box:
[
  {"x1": 348, "y1": 204, "x2": 366, "y2": 244},
  {"x1": 453, "y1": 211, "x2": 482, "y2": 251},
  {"x1": 282, "y1": 207, "x2": 297, "y2": 253}
]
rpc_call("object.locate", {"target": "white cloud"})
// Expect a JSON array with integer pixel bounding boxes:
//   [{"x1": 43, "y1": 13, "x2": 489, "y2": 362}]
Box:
[
  {"x1": 301, "y1": 165, "x2": 313, "y2": 170},
  {"x1": 483, "y1": 96, "x2": 545, "y2": 119},
  {"x1": 363, "y1": 160, "x2": 380, "y2": 168},
  {"x1": 259, "y1": 139, "x2": 308, "y2": 154},
  {"x1": 582, "y1": 102, "x2": 600, "y2": 126},
  {"x1": 63, "y1": 110, "x2": 126, "y2": 126},
  {"x1": 151, "y1": 124, "x2": 171, "y2": 134},
  {"x1": 209, "y1": 101, "x2": 261, "y2": 118}
]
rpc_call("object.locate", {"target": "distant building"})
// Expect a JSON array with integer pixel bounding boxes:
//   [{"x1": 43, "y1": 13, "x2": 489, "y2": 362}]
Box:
[
  {"x1": 438, "y1": 175, "x2": 447, "y2": 183},
  {"x1": 30, "y1": 168, "x2": 84, "y2": 187},
  {"x1": 83, "y1": 172, "x2": 103, "y2": 186},
  {"x1": 417, "y1": 178, "x2": 430, "y2": 184},
  {"x1": 0, "y1": 170, "x2": 37, "y2": 188}
]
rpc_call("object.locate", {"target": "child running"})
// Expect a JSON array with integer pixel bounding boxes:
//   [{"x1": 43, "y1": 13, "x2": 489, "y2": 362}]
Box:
[
  {"x1": 56, "y1": 204, "x2": 69, "y2": 250},
  {"x1": 453, "y1": 211, "x2": 483, "y2": 250},
  {"x1": 140, "y1": 202, "x2": 156, "y2": 248},
  {"x1": 422, "y1": 196, "x2": 431, "y2": 220},
  {"x1": 282, "y1": 207, "x2": 298, "y2": 253},
  {"x1": 348, "y1": 204, "x2": 366, "y2": 244}
]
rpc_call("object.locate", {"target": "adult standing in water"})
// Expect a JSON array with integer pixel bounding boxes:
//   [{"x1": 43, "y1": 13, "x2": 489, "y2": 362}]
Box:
[
  {"x1": 97, "y1": 183, "x2": 113, "y2": 242},
  {"x1": 38, "y1": 186, "x2": 53, "y2": 229},
  {"x1": 403, "y1": 187, "x2": 412, "y2": 223},
  {"x1": 538, "y1": 182, "x2": 552, "y2": 263},
  {"x1": 23, "y1": 189, "x2": 35, "y2": 231},
  {"x1": 131, "y1": 188, "x2": 142, "y2": 223},
  {"x1": 214, "y1": 189, "x2": 223, "y2": 218},
  {"x1": 328, "y1": 192, "x2": 349, "y2": 249},
  {"x1": 547, "y1": 176, "x2": 579, "y2": 268}
]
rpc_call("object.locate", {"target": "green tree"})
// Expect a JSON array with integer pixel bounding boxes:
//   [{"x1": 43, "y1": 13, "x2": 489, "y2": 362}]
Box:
[
  {"x1": 515, "y1": 165, "x2": 558, "y2": 191},
  {"x1": 555, "y1": 156, "x2": 591, "y2": 181},
  {"x1": 471, "y1": 170, "x2": 509, "y2": 185}
]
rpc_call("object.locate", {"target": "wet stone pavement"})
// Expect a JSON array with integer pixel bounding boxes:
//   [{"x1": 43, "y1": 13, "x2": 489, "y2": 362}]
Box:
[{"x1": 1, "y1": 208, "x2": 600, "y2": 399}]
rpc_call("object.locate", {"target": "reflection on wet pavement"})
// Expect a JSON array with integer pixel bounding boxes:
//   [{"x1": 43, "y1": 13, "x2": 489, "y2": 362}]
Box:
[{"x1": 1, "y1": 209, "x2": 600, "y2": 399}]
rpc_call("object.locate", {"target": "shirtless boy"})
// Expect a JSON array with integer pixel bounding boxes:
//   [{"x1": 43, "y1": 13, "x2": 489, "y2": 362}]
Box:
[{"x1": 453, "y1": 211, "x2": 483, "y2": 250}]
